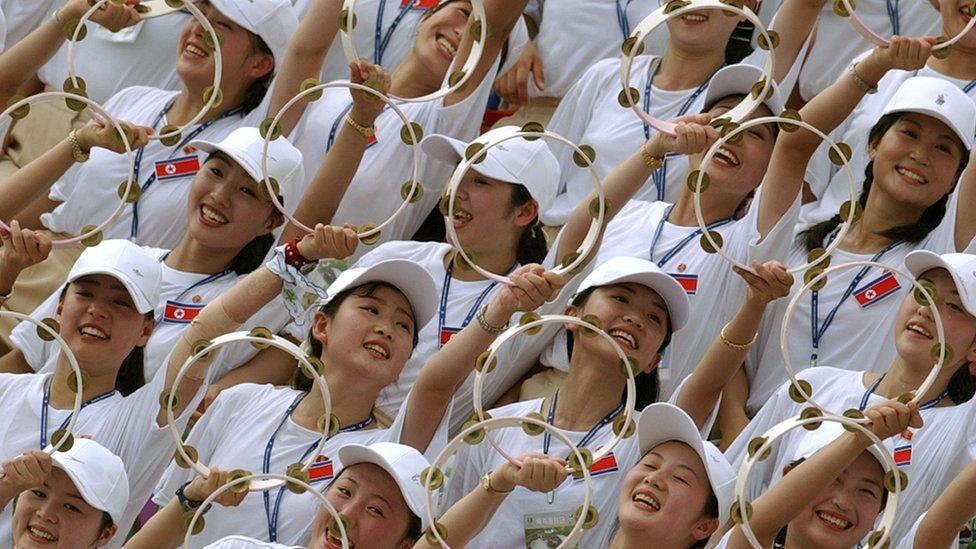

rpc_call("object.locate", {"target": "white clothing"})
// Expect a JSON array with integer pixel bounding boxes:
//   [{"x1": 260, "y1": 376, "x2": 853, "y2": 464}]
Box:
[
  {"x1": 726, "y1": 367, "x2": 976, "y2": 543},
  {"x1": 0, "y1": 0, "x2": 53, "y2": 50},
  {"x1": 205, "y1": 537, "x2": 301, "y2": 549},
  {"x1": 0, "y1": 369, "x2": 202, "y2": 548},
  {"x1": 747, "y1": 191, "x2": 974, "y2": 414},
  {"x1": 10, "y1": 247, "x2": 290, "y2": 382},
  {"x1": 41, "y1": 86, "x2": 269, "y2": 250},
  {"x1": 153, "y1": 383, "x2": 451, "y2": 547},
  {"x1": 892, "y1": 512, "x2": 959, "y2": 549}
]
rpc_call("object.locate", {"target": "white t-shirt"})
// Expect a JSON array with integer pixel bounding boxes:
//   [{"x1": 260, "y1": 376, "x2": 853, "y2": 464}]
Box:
[
  {"x1": 37, "y1": 10, "x2": 186, "y2": 103},
  {"x1": 746, "y1": 191, "x2": 974, "y2": 414},
  {"x1": 10, "y1": 247, "x2": 290, "y2": 382},
  {"x1": 796, "y1": 2, "x2": 940, "y2": 102},
  {"x1": 204, "y1": 537, "x2": 301, "y2": 549},
  {"x1": 800, "y1": 57, "x2": 976, "y2": 227},
  {"x1": 725, "y1": 367, "x2": 976, "y2": 543},
  {"x1": 153, "y1": 382, "x2": 450, "y2": 547},
  {"x1": 0, "y1": 369, "x2": 202, "y2": 548},
  {"x1": 540, "y1": 182, "x2": 801, "y2": 401},
  {"x1": 0, "y1": 0, "x2": 52, "y2": 50},
  {"x1": 893, "y1": 512, "x2": 960, "y2": 549},
  {"x1": 41, "y1": 86, "x2": 269, "y2": 249}
]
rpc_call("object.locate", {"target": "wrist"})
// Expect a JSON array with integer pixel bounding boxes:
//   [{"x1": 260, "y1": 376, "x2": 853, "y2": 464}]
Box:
[
  {"x1": 348, "y1": 106, "x2": 379, "y2": 127},
  {"x1": 859, "y1": 53, "x2": 890, "y2": 83},
  {"x1": 477, "y1": 302, "x2": 511, "y2": 334},
  {"x1": 482, "y1": 470, "x2": 515, "y2": 494}
]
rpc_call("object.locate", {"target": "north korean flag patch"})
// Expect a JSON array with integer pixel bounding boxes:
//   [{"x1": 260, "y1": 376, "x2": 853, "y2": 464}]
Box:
[
  {"x1": 588, "y1": 453, "x2": 619, "y2": 478},
  {"x1": 308, "y1": 455, "x2": 335, "y2": 483},
  {"x1": 893, "y1": 444, "x2": 912, "y2": 467},
  {"x1": 670, "y1": 273, "x2": 698, "y2": 296},
  {"x1": 163, "y1": 300, "x2": 203, "y2": 324},
  {"x1": 439, "y1": 327, "x2": 460, "y2": 348},
  {"x1": 403, "y1": 0, "x2": 439, "y2": 9},
  {"x1": 154, "y1": 155, "x2": 200, "y2": 181},
  {"x1": 853, "y1": 272, "x2": 901, "y2": 308}
]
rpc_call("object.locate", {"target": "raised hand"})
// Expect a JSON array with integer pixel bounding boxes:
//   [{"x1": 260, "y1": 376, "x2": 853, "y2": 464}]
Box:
[
  {"x1": 861, "y1": 399, "x2": 923, "y2": 442},
  {"x1": 0, "y1": 221, "x2": 52, "y2": 277},
  {"x1": 871, "y1": 35, "x2": 935, "y2": 72},
  {"x1": 733, "y1": 260, "x2": 794, "y2": 305},
  {"x1": 61, "y1": 0, "x2": 142, "y2": 33},
  {"x1": 184, "y1": 469, "x2": 250, "y2": 509},
  {"x1": 348, "y1": 59, "x2": 393, "y2": 127},
  {"x1": 75, "y1": 118, "x2": 153, "y2": 155},
  {"x1": 492, "y1": 41, "x2": 545, "y2": 108},
  {"x1": 490, "y1": 453, "x2": 568, "y2": 493},
  {"x1": 296, "y1": 223, "x2": 360, "y2": 262},
  {"x1": 645, "y1": 114, "x2": 720, "y2": 159},
  {"x1": 495, "y1": 264, "x2": 566, "y2": 314},
  {"x1": 0, "y1": 451, "x2": 53, "y2": 497}
]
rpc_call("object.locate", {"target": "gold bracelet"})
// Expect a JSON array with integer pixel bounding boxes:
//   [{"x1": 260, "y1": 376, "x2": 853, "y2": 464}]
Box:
[
  {"x1": 67, "y1": 130, "x2": 90, "y2": 163},
  {"x1": 344, "y1": 113, "x2": 375, "y2": 140},
  {"x1": 641, "y1": 143, "x2": 664, "y2": 170},
  {"x1": 720, "y1": 323, "x2": 757, "y2": 351},
  {"x1": 848, "y1": 62, "x2": 878, "y2": 95},
  {"x1": 481, "y1": 472, "x2": 514, "y2": 494}
]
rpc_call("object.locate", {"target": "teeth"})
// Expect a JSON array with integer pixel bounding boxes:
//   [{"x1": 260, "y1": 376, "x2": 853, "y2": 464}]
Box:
[
  {"x1": 896, "y1": 167, "x2": 926, "y2": 184},
  {"x1": 609, "y1": 329, "x2": 637, "y2": 350},
  {"x1": 816, "y1": 511, "x2": 851, "y2": 529},
  {"x1": 80, "y1": 326, "x2": 107, "y2": 339},
  {"x1": 453, "y1": 210, "x2": 472, "y2": 221},
  {"x1": 364, "y1": 343, "x2": 389, "y2": 359},
  {"x1": 185, "y1": 44, "x2": 207, "y2": 58},
  {"x1": 202, "y1": 205, "x2": 228, "y2": 225},
  {"x1": 908, "y1": 323, "x2": 932, "y2": 338},
  {"x1": 436, "y1": 36, "x2": 457, "y2": 57},
  {"x1": 716, "y1": 147, "x2": 740, "y2": 166},
  {"x1": 681, "y1": 13, "x2": 708, "y2": 22},
  {"x1": 29, "y1": 526, "x2": 57, "y2": 541},
  {"x1": 633, "y1": 493, "x2": 660, "y2": 510}
]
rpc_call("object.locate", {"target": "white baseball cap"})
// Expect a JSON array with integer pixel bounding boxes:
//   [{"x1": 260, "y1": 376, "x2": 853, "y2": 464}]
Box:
[
  {"x1": 190, "y1": 127, "x2": 305, "y2": 210},
  {"x1": 788, "y1": 423, "x2": 886, "y2": 474},
  {"x1": 67, "y1": 240, "x2": 162, "y2": 315},
  {"x1": 882, "y1": 76, "x2": 976, "y2": 150},
  {"x1": 702, "y1": 63, "x2": 785, "y2": 116},
  {"x1": 573, "y1": 256, "x2": 690, "y2": 331},
  {"x1": 321, "y1": 259, "x2": 439, "y2": 330},
  {"x1": 209, "y1": 0, "x2": 299, "y2": 69},
  {"x1": 337, "y1": 442, "x2": 431, "y2": 530},
  {"x1": 421, "y1": 129, "x2": 560, "y2": 213},
  {"x1": 44, "y1": 438, "x2": 129, "y2": 525},
  {"x1": 637, "y1": 403, "x2": 736, "y2": 526},
  {"x1": 905, "y1": 250, "x2": 976, "y2": 316}
]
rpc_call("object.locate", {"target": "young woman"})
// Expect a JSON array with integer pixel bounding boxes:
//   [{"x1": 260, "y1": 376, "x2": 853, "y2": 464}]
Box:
[
  {"x1": 1, "y1": 125, "x2": 303, "y2": 383},
  {"x1": 727, "y1": 249, "x2": 976, "y2": 542},
  {"x1": 741, "y1": 37, "x2": 976, "y2": 418},
  {"x1": 719, "y1": 399, "x2": 920, "y2": 549},
  {"x1": 896, "y1": 455, "x2": 976, "y2": 548},
  {"x1": 152, "y1": 224, "x2": 564, "y2": 547}
]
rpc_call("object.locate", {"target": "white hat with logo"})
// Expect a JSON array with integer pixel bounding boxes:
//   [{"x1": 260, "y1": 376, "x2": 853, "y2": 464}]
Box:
[
  {"x1": 905, "y1": 250, "x2": 976, "y2": 316},
  {"x1": 573, "y1": 256, "x2": 690, "y2": 331},
  {"x1": 703, "y1": 63, "x2": 786, "y2": 115},
  {"x1": 209, "y1": 0, "x2": 299, "y2": 68},
  {"x1": 67, "y1": 239, "x2": 162, "y2": 314},
  {"x1": 321, "y1": 259, "x2": 439, "y2": 330},
  {"x1": 45, "y1": 438, "x2": 129, "y2": 525},
  {"x1": 882, "y1": 76, "x2": 976, "y2": 150},
  {"x1": 337, "y1": 442, "x2": 432, "y2": 529}
]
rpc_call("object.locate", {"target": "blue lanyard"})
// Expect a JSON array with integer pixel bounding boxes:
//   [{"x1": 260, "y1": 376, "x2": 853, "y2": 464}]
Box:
[
  {"x1": 912, "y1": 69, "x2": 976, "y2": 95},
  {"x1": 858, "y1": 373, "x2": 949, "y2": 411},
  {"x1": 326, "y1": 102, "x2": 358, "y2": 152},
  {"x1": 160, "y1": 252, "x2": 233, "y2": 304},
  {"x1": 810, "y1": 231, "x2": 901, "y2": 365},
  {"x1": 129, "y1": 101, "x2": 244, "y2": 239},
  {"x1": 39, "y1": 378, "x2": 116, "y2": 449},
  {"x1": 262, "y1": 392, "x2": 374, "y2": 542},
  {"x1": 542, "y1": 392, "x2": 625, "y2": 455},
  {"x1": 648, "y1": 205, "x2": 733, "y2": 267},
  {"x1": 436, "y1": 260, "x2": 510, "y2": 347},
  {"x1": 615, "y1": 0, "x2": 633, "y2": 39},
  {"x1": 643, "y1": 59, "x2": 716, "y2": 200},
  {"x1": 374, "y1": 0, "x2": 418, "y2": 65},
  {"x1": 885, "y1": 0, "x2": 899, "y2": 36}
]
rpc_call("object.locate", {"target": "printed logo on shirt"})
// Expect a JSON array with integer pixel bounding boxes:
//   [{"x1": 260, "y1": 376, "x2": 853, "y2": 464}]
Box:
[
  {"x1": 154, "y1": 155, "x2": 200, "y2": 181},
  {"x1": 524, "y1": 510, "x2": 577, "y2": 549},
  {"x1": 403, "y1": 0, "x2": 438, "y2": 9},
  {"x1": 853, "y1": 272, "x2": 901, "y2": 308},
  {"x1": 893, "y1": 444, "x2": 912, "y2": 467},
  {"x1": 163, "y1": 300, "x2": 204, "y2": 324},
  {"x1": 308, "y1": 455, "x2": 335, "y2": 483},
  {"x1": 669, "y1": 273, "x2": 699, "y2": 296},
  {"x1": 439, "y1": 327, "x2": 461, "y2": 348}
]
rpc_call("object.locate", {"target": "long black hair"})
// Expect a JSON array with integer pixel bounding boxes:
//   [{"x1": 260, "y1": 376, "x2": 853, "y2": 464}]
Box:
[{"x1": 509, "y1": 184, "x2": 548, "y2": 265}]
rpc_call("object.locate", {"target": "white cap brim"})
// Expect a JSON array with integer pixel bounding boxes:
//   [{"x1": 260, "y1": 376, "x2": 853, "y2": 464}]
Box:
[
  {"x1": 68, "y1": 266, "x2": 154, "y2": 314},
  {"x1": 322, "y1": 259, "x2": 438, "y2": 330},
  {"x1": 422, "y1": 134, "x2": 526, "y2": 187},
  {"x1": 337, "y1": 443, "x2": 429, "y2": 530},
  {"x1": 188, "y1": 139, "x2": 268, "y2": 194},
  {"x1": 574, "y1": 270, "x2": 690, "y2": 332},
  {"x1": 905, "y1": 250, "x2": 976, "y2": 316}
]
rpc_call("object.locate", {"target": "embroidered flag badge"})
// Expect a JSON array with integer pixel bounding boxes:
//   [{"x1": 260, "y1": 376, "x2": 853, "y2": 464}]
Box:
[
  {"x1": 403, "y1": 0, "x2": 438, "y2": 8},
  {"x1": 163, "y1": 300, "x2": 204, "y2": 324},
  {"x1": 154, "y1": 155, "x2": 200, "y2": 181},
  {"x1": 588, "y1": 453, "x2": 619, "y2": 478},
  {"x1": 670, "y1": 273, "x2": 699, "y2": 296},
  {"x1": 854, "y1": 272, "x2": 901, "y2": 308},
  {"x1": 308, "y1": 455, "x2": 335, "y2": 483},
  {"x1": 439, "y1": 327, "x2": 461, "y2": 348},
  {"x1": 893, "y1": 444, "x2": 912, "y2": 467}
]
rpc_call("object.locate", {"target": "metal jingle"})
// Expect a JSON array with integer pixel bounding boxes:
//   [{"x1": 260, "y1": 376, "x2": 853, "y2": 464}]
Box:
[
  {"x1": 799, "y1": 406, "x2": 824, "y2": 430},
  {"x1": 558, "y1": 251, "x2": 581, "y2": 271},
  {"x1": 159, "y1": 124, "x2": 183, "y2": 146},
  {"x1": 757, "y1": 30, "x2": 780, "y2": 51},
  {"x1": 134, "y1": 3, "x2": 150, "y2": 13},
  {"x1": 63, "y1": 19, "x2": 87, "y2": 41},
  {"x1": 63, "y1": 76, "x2": 87, "y2": 93},
  {"x1": 301, "y1": 355, "x2": 325, "y2": 379},
  {"x1": 327, "y1": 514, "x2": 352, "y2": 541},
  {"x1": 182, "y1": 510, "x2": 206, "y2": 535},
  {"x1": 746, "y1": 436, "x2": 772, "y2": 461},
  {"x1": 420, "y1": 466, "x2": 444, "y2": 490},
  {"x1": 750, "y1": 79, "x2": 774, "y2": 102},
  {"x1": 841, "y1": 408, "x2": 866, "y2": 432},
  {"x1": 617, "y1": 356, "x2": 639, "y2": 379},
  {"x1": 36, "y1": 317, "x2": 61, "y2": 342},
  {"x1": 832, "y1": 0, "x2": 853, "y2": 17},
  {"x1": 399, "y1": 122, "x2": 423, "y2": 145},
  {"x1": 117, "y1": 181, "x2": 141, "y2": 203},
  {"x1": 573, "y1": 144, "x2": 597, "y2": 168},
  {"x1": 621, "y1": 36, "x2": 646, "y2": 57},
  {"x1": 778, "y1": 108, "x2": 802, "y2": 132},
  {"x1": 65, "y1": 369, "x2": 89, "y2": 393},
  {"x1": 699, "y1": 231, "x2": 723, "y2": 254},
  {"x1": 567, "y1": 447, "x2": 593, "y2": 476},
  {"x1": 520, "y1": 121, "x2": 545, "y2": 141},
  {"x1": 519, "y1": 311, "x2": 543, "y2": 335},
  {"x1": 663, "y1": 0, "x2": 691, "y2": 14},
  {"x1": 617, "y1": 87, "x2": 640, "y2": 108},
  {"x1": 299, "y1": 78, "x2": 324, "y2": 101},
  {"x1": 246, "y1": 326, "x2": 274, "y2": 349},
  {"x1": 474, "y1": 350, "x2": 497, "y2": 374},
  {"x1": 358, "y1": 223, "x2": 381, "y2": 245},
  {"x1": 730, "y1": 499, "x2": 753, "y2": 524},
  {"x1": 174, "y1": 445, "x2": 200, "y2": 469},
  {"x1": 400, "y1": 180, "x2": 424, "y2": 203},
  {"x1": 788, "y1": 379, "x2": 813, "y2": 403},
  {"x1": 202, "y1": 86, "x2": 223, "y2": 109},
  {"x1": 930, "y1": 342, "x2": 954, "y2": 365},
  {"x1": 227, "y1": 469, "x2": 252, "y2": 494},
  {"x1": 286, "y1": 462, "x2": 310, "y2": 494},
  {"x1": 897, "y1": 391, "x2": 915, "y2": 404},
  {"x1": 8, "y1": 95, "x2": 29, "y2": 120},
  {"x1": 686, "y1": 170, "x2": 710, "y2": 193},
  {"x1": 469, "y1": 18, "x2": 484, "y2": 41},
  {"x1": 159, "y1": 388, "x2": 183, "y2": 411},
  {"x1": 257, "y1": 177, "x2": 280, "y2": 202},
  {"x1": 806, "y1": 247, "x2": 829, "y2": 269},
  {"x1": 883, "y1": 469, "x2": 908, "y2": 493},
  {"x1": 465, "y1": 141, "x2": 486, "y2": 163},
  {"x1": 79, "y1": 224, "x2": 103, "y2": 248},
  {"x1": 720, "y1": 120, "x2": 742, "y2": 144},
  {"x1": 588, "y1": 196, "x2": 606, "y2": 219},
  {"x1": 970, "y1": 0, "x2": 976, "y2": 16},
  {"x1": 803, "y1": 267, "x2": 827, "y2": 292},
  {"x1": 579, "y1": 314, "x2": 602, "y2": 337},
  {"x1": 913, "y1": 279, "x2": 938, "y2": 306},
  {"x1": 575, "y1": 504, "x2": 600, "y2": 530},
  {"x1": 839, "y1": 200, "x2": 863, "y2": 223},
  {"x1": 521, "y1": 412, "x2": 547, "y2": 436},
  {"x1": 424, "y1": 522, "x2": 448, "y2": 545},
  {"x1": 317, "y1": 413, "x2": 341, "y2": 437},
  {"x1": 202, "y1": 30, "x2": 224, "y2": 52},
  {"x1": 259, "y1": 118, "x2": 282, "y2": 141},
  {"x1": 709, "y1": 116, "x2": 732, "y2": 130},
  {"x1": 337, "y1": 8, "x2": 358, "y2": 31},
  {"x1": 191, "y1": 339, "x2": 214, "y2": 363},
  {"x1": 448, "y1": 70, "x2": 467, "y2": 89},
  {"x1": 612, "y1": 414, "x2": 636, "y2": 438},
  {"x1": 867, "y1": 528, "x2": 889, "y2": 549},
  {"x1": 932, "y1": 36, "x2": 951, "y2": 59},
  {"x1": 438, "y1": 195, "x2": 454, "y2": 217},
  {"x1": 51, "y1": 429, "x2": 74, "y2": 452},
  {"x1": 461, "y1": 418, "x2": 487, "y2": 444},
  {"x1": 719, "y1": 0, "x2": 744, "y2": 14},
  {"x1": 164, "y1": 0, "x2": 184, "y2": 8},
  {"x1": 828, "y1": 142, "x2": 853, "y2": 166},
  {"x1": 64, "y1": 87, "x2": 88, "y2": 112}
]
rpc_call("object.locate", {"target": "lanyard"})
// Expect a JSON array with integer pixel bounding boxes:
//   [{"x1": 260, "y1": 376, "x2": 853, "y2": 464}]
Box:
[
  {"x1": 326, "y1": 102, "x2": 358, "y2": 152},
  {"x1": 130, "y1": 101, "x2": 244, "y2": 239},
  {"x1": 648, "y1": 205, "x2": 733, "y2": 267},
  {"x1": 160, "y1": 252, "x2": 234, "y2": 304},
  {"x1": 39, "y1": 378, "x2": 116, "y2": 449},
  {"x1": 810, "y1": 231, "x2": 900, "y2": 365},
  {"x1": 858, "y1": 373, "x2": 949, "y2": 411},
  {"x1": 437, "y1": 260, "x2": 511, "y2": 346},
  {"x1": 263, "y1": 392, "x2": 374, "y2": 542},
  {"x1": 885, "y1": 0, "x2": 899, "y2": 36},
  {"x1": 374, "y1": 0, "x2": 418, "y2": 65},
  {"x1": 642, "y1": 59, "x2": 716, "y2": 200},
  {"x1": 912, "y1": 69, "x2": 976, "y2": 95},
  {"x1": 615, "y1": 0, "x2": 633, "y2": 39},
  {"x1": 541, "y1": 391, "x2": 624, "y2": 455}
]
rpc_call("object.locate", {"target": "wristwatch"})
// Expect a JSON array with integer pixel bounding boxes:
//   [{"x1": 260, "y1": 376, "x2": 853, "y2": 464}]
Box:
[
  {"x1": 176, "y1": 481, "x2": 204, "y2": 512},
  {"x1": 481, "y1": 472, "x2": 513, "y2": 494}
]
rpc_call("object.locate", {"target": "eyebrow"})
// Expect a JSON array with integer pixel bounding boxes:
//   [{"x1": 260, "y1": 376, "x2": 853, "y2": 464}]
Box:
[
  {"x1": 362, "y1": 295, "x2": 414, "y2": 324},
  {"x1": 901, "y1": 118, "x2": 959, "y2": 144},
  {"x1": 647, "y1": 452, "x2": 701, "y2": 480}
]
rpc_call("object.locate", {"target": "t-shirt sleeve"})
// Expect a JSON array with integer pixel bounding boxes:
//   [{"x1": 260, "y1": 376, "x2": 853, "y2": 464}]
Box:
[
  {"x1": 724, "y1": 379, "x2": 796, "y2": 500},
  {"x1": 725, "y1": 180, "x2": 802, "y2": 266},
  {"x1": 920, "y1": 190, "x2": 973, "y2": 253},
  {"x1": 391, "y1": 386, "x2": 454, "y2": 463},
  {"x1": 9, "y1": 289, "x2": 64, "y2": 371}
]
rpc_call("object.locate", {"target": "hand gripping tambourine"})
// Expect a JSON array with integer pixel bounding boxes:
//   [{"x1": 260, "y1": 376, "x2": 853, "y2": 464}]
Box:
[
  {"x1": 470, "y1": 313, "x2": 637, "y2": 468},
  {"x1": 0, "y1": 91, "x2": 136, "y2": 249},
  {"x1": 442, "y1": 124, "x2": 606, "y2": 285},
  {"x1": 66, "y1": 0, "x2": 224, "y2": 145},
  {"x1": 619, "y1": 0, "x2": 777, "y2": 135},
  {"x1": 164, "y1": 328, "x2": 336, "y2": 491},
  {"x1": 834, "y1": 0, "x2": 976, "y2": 58},
  {"x1": 259, "y1": 80, "x2": 422, "y2": 245},
  {"x1": 0, "y1": 312, "x2": 84, "y2": 453},
  {"x1": 733, "y1": 413, "x2": 904, "y2": 549},
  {"x1": 421, "y1": 416, "x2": 596, "y2": 549},
  {"x1": 181, "y1": 472, "x2": 349, "y2": 548},
  {"x1": 690, "y1": 112, "x2": 857, "y2": 275},
  {"x1": 337, "y1": 0, "x2": 487, "y2": 103},
  {"x1": 780, "y1": 261, "x2": 948, "y2": 415}
]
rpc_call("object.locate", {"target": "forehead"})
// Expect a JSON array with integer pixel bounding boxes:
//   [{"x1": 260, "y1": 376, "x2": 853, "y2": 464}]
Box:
[
  {"x1": 350, "y1": 284, "x2": 415, "y2": 316},
  {"x1": 72, "y1": 274, "x2": 128, "y2": 292},
  {"x1": 600, "y1": 282, "x2": 668, "y2": 309},
  {"x1": 206, "y1": 153, "x2": 257, "y2": 185},
  {"x1": 919, "y1": 267, "x2": 958, "y2": 291},
  {"x1": 897, "y1": 112, "x2": 961, "y2": 144}
]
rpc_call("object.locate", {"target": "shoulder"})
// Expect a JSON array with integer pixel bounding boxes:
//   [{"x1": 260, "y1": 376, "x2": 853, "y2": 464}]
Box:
[
  {"x1": 490, "y1": 398, "x2": 544, "y2": 417},
  {"x1": 105, "y1": 86, "x2": 178, "y2": 117},
  {"x1": 355, "y1": 241, "x2": 451, "y2": 268},
  {"x1": 215, "y1": 383, "x2": 298, "y2": 412},
  {"x1": 0, "y1": 372, "x2": 44, "y2": 391}
]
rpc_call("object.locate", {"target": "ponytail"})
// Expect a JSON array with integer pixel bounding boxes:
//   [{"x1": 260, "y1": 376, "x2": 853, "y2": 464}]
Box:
[
  {"x1": 509, "y1": 184, "x2": 548, "y2": 265},
  {"x1": 115, "y1": 346, "x2": 146, "y2": 396},
  {"x1": 947, "y1": 364, "x2": 975, "y2": 405}
]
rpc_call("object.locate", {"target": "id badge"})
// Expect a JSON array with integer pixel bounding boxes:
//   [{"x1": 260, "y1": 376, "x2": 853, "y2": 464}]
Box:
[{"x1": 524, "y1": 510, "x2": 578, "y2": 549}]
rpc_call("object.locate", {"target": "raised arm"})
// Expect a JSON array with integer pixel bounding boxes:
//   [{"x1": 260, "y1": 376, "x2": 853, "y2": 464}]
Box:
[
  {"x1": 765, "y1": 0, "x2": 827, "y2": 84},
  {"x1": 954, "y1": 150, "x2": 976, "y2": 251},
  {"x1": 0, "y1": 451, "x2": 53, "y2": 513},
  {"x1": 912, "y1": 460, "x2": 976, "y2": 548}
]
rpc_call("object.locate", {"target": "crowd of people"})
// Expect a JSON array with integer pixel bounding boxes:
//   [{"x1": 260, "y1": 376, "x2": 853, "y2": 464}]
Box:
[{"x1": 0, "y1": 0, "x2": 974, "y2": 547}]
